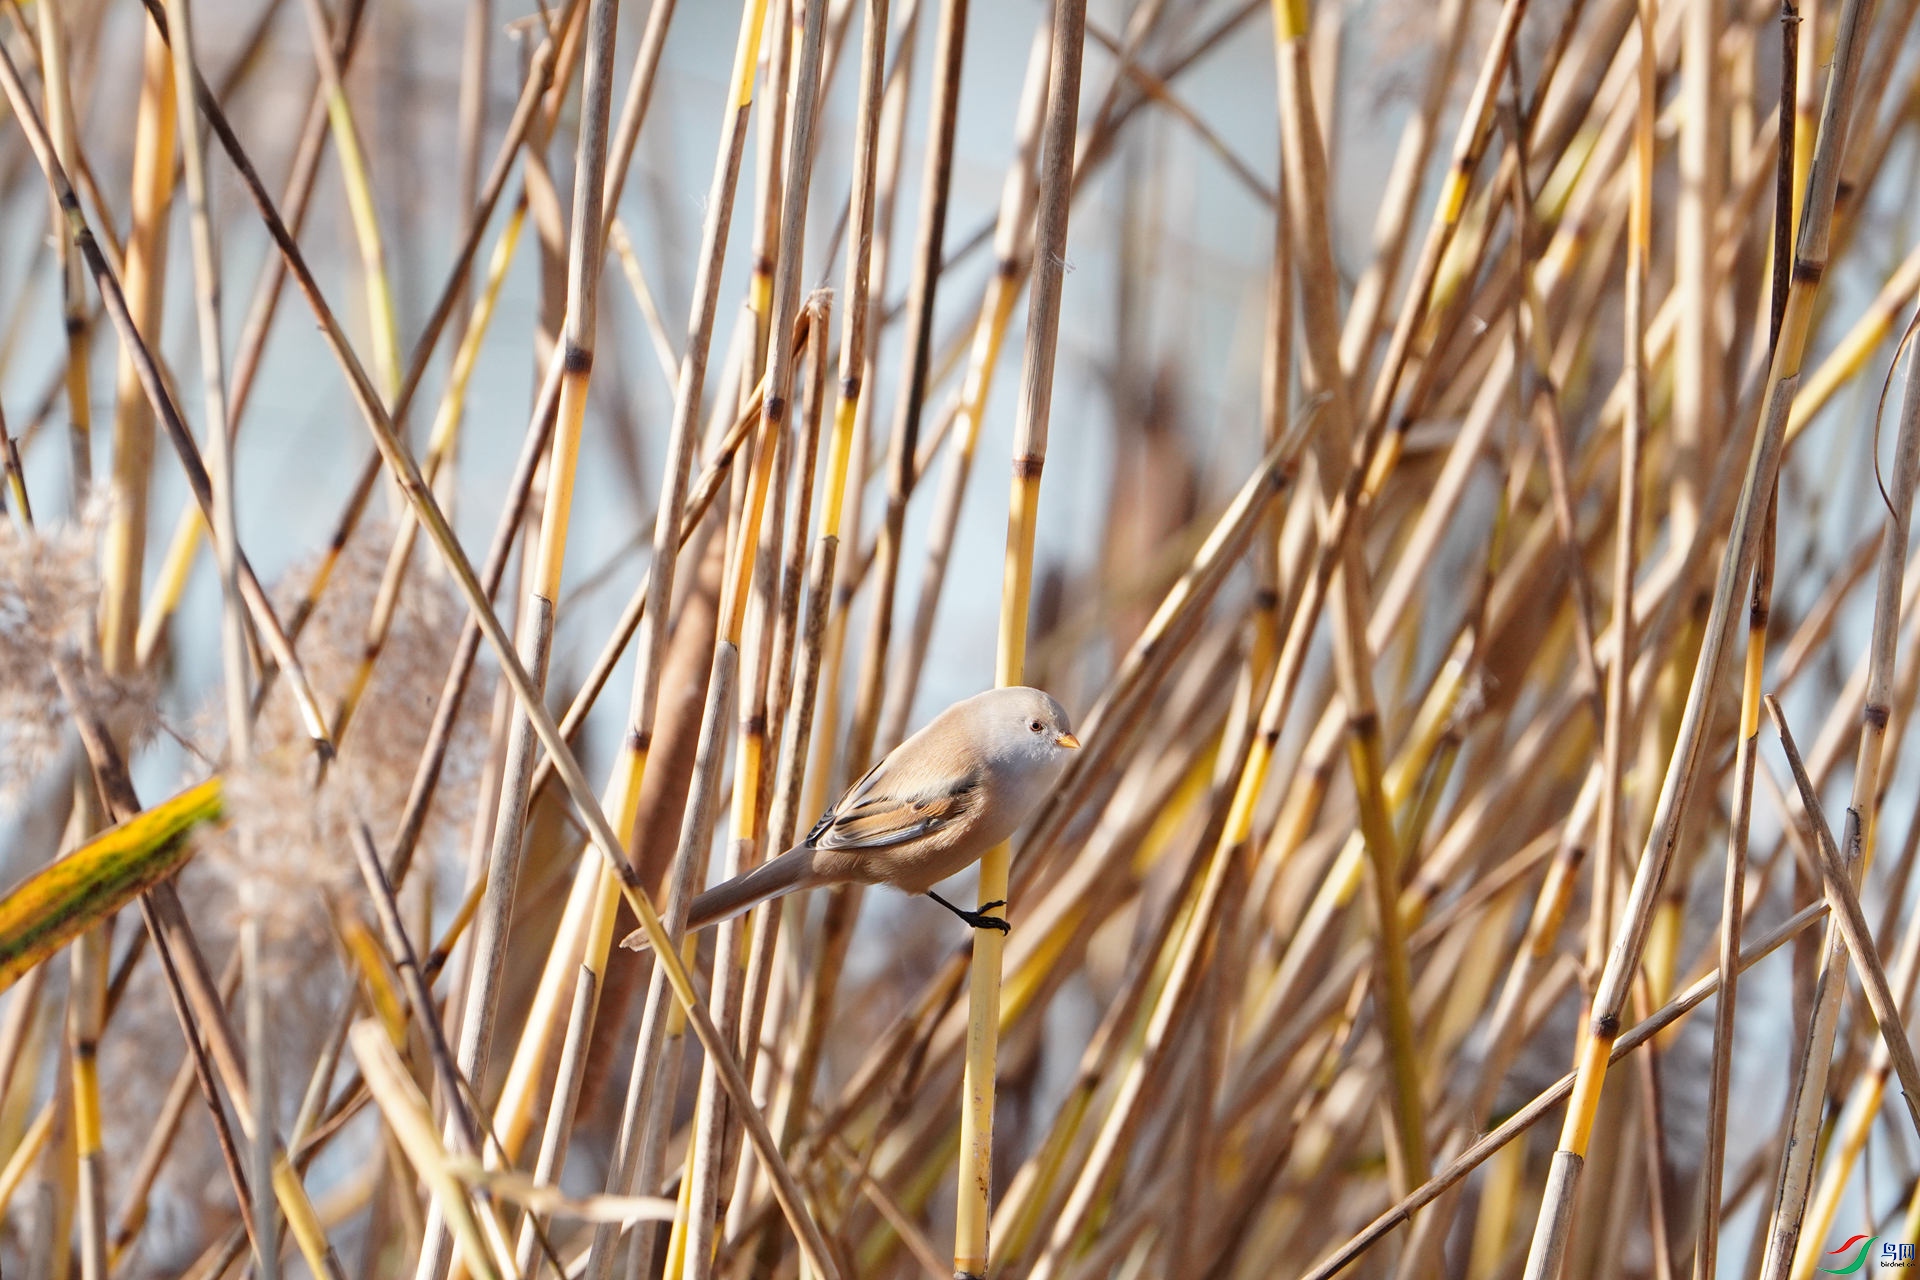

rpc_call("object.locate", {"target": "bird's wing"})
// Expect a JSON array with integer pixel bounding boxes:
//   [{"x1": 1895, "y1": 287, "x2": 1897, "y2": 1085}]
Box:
[{"x1": 811, "y1": 774, "x2": 985, "y2": 851}]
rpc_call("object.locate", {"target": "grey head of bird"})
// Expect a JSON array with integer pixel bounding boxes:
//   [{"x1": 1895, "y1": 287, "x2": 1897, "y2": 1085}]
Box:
[
  {"x1": 955, "y1": 686, "x2": 1081, "y2": 812},
  {"x1": 972, "y1": 685, "x2": 1078, "y2": 763}
]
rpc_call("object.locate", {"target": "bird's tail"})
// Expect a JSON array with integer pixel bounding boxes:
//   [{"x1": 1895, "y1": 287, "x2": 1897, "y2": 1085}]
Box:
[{"x1": 620, "y1": 846, "x2": 817, "y2": 952}]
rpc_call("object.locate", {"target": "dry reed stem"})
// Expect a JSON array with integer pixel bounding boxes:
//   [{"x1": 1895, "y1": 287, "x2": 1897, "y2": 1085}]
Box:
[
  {"x1": 1745, "y1": 25, "x2": 1888, "y2": 1280},
  {"x1": 162, "y1": 0, "x2": 582, "y2": 689},
  {"x1": 1271, "y1": 0, "x2": 1428, "y2": 1191},
  {"x1": 423, "y1": 7, "x2": 619, "y2": 1272},
  {"x1": 844, "y1": 0, "x2": 972, "y2": 786},
  {"x1": 726, "y1": 292, "x2": 833, "y2": 1240},
  {"x1": 1763, "y1": 331, "x2": 1920, "y2": 1279},
  {"x1": 881, "y1": 13, "x2": 1051, "y2": 751},
  {"x1": 1309, "y1": 900, "x2": 1833, "y2": 1279},
  {"x1": 2, "y1": 50, "x2": 336, "y2": 761},
  {"x1": 679, "y1": 8, "x2": 830, "y2": 1272},
  {"x1": 157, "y1": 0, "x2": 267, "y2": 1269},
  {"x1": 488, "y1": 25, "x2": 774, "y2": 1222},
  {"x1": 133, "y1": 0, "x2": 371, "y2": 667},
  {"x1": 1766, "y1": 698, "x2": 1920, "y2": 1133},
  {"x1": 97, "y1": 27, "x2": 173, "y2": 681},
  {"x1": 1697, "y1": 26, "x2": 1798, "y2": 1274},
  {"x1": 294, "y1": 0, "x2": 401, "y2": 404},
  {"x1": 31, "y1": 0, "x2": 89, "y2": 513},
  {"x1": 329, "y1": 203, "x2": 527, "y2": 749},
  {"x1": 419, "y1": 47, "x2": 604, "y2": 1280},
  {"x1": 955, "y1": 2, "x2": 1086, "y2": 1273},
  {"x1": 144, "y1": 3, "x2": 837, "y2": 1263},
  {"x1": 771, "y1": 0, "x2": 922, "y2": 1195},
  {"x1": 348, "y1": 1023, "x2": 502, "y2": 1280},
  {"x1": 423, "y1": 0, "x2": 687, "y2": 1254},
  {"x1": 51, "y1": 663, "x2": 336, "y2": 1276},
  {"x1": 1524, "y1": 0, "x2": 1871, "y2": 1261},
  {"x1": 1790, "y1": 868, "x2": 1920, "y2": 1274}
]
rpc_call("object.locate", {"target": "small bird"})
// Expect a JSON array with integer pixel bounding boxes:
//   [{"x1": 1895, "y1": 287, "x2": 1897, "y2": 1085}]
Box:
[{"x1": 621, "y1": 686, "x2": 1079, "y2": 949}]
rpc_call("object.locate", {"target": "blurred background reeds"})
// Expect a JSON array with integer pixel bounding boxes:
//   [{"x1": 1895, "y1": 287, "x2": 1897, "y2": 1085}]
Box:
[{"x1": 1, "y1": 0, "x2": 1920, "y2": 1276}]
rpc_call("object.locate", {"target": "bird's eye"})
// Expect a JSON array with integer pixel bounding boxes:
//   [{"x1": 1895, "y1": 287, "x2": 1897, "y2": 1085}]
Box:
[{"x1": 1029, "y1": 719, "x2": 1044, "y2": 733}]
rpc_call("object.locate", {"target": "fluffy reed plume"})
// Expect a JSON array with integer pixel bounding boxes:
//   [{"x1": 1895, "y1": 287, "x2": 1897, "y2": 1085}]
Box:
[
  {"x1": 7, "y1": 0, "x2": 1920, "y2": 1277},
  {"x1": 209, "y1": 527, "x2": 490, "y2": 920},
  {"x1": 0, "y1": 507, "x2": 155, "y2": 813}
]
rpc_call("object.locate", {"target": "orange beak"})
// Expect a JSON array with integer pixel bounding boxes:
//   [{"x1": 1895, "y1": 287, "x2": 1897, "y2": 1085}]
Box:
[{"x1": 1055, "y1": 733, "x2": 1081, "y2": 750}]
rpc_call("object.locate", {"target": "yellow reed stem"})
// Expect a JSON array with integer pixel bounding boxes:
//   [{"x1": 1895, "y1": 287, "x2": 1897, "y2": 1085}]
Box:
[
  {"x1": 956, "y1": 460, "x2": 1042, "y2": 1274},
  {"x1": 661, "y1": 1114, "x2": 703, "y2": 1276},
  {"x1": 300, "y1": 0, "x2": 403, "y2": 401},
  {"x1": 1787, "y1": 239, "x2": 1920, "y2": 442},
  {"x1": 68, "y1": 921, "x2": 106, "y2": 1280},
  {"x1": 957, "y1": 5, "x2": 1087, "y2": 1266},
  {"x1": 330, "y1": 202, "x2": 527, "y2": 741},
  {"x1": 484, "y1": 0, "x2": 775, "y2": 1195},
  {"x1": 100, "y1": 30, "x2": 175, "y2": 674},
  {"x1": 1470, "y1": 1141, "x2": 1527, "y2": 1279},
  {"x1": 0, "y1": 1104, "x2": 53, "y2": 1217}
]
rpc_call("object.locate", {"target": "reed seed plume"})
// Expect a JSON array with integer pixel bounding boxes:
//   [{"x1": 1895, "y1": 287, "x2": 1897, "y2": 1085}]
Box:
[{"x1": 0, "y1": 505, "x2": 156, "y2": 815}]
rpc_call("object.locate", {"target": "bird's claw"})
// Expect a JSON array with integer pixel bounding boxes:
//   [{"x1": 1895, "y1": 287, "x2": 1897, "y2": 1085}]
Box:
[
  {"x1": 959, "y1": 901, "x2": 1010, "y2": 933},
  {"x1": 927, "y1": 891, "x2": 1011, "y2": 934}
]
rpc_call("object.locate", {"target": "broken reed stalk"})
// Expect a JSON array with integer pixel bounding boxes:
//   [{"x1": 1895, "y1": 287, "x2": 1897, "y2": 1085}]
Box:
[
  {"x1": 1521, "y1": 0, "x2": 1872, "y2": 1265},
  {"x1": 955, "y1": 2, "x2": 1086, "y2": 1275},
  {"x1": 1765, "y1": 698, "x2": 1920, "y2": 1136}
]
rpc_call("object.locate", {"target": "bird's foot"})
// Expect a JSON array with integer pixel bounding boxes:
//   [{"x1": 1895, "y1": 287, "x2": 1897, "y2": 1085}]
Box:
[{"x1": 927, "y1": 891, "x2": 1011, "y2": 934}]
